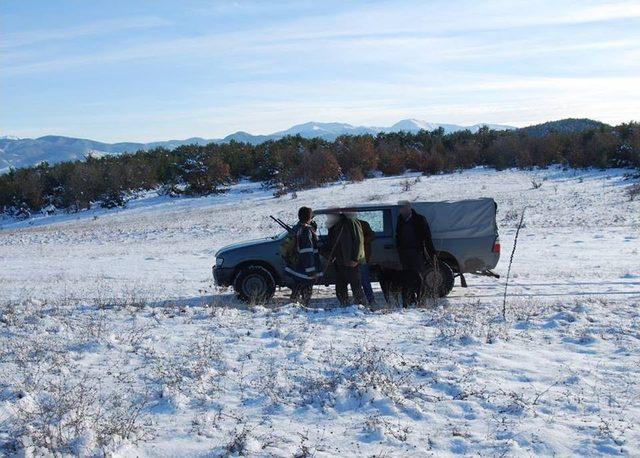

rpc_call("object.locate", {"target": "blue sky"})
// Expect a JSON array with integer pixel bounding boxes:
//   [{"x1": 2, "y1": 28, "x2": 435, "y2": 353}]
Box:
[{"x1": 2, "y1": 0, "x2": 639, "y2": 142}]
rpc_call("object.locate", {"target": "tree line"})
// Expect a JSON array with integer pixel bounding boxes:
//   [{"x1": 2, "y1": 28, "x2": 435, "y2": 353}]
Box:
[{"x1": 1, "y1": 123, "x2": 639, "y2": 218}]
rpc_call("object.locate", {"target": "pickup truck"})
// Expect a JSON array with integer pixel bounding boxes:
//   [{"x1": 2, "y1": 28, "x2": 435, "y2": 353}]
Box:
[{"x1": 213, "y1": 199, "x2": 500, "y2": 302}]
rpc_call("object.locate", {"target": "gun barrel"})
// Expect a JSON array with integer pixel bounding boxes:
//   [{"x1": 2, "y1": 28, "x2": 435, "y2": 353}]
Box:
[{"x1": 270, "y1": 215, "x2": 292, "y2": 232}]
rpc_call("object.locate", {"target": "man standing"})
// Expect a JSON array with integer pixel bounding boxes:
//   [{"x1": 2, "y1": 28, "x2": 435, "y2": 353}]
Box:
[
  {"x1": 326, "y1": 212, "x2": 367, "y2": 306},
  {"x1": 285, "y1": 206, "x2": 322, "y2": 306},
  {"x1": 357, "y1": 217, "x2": 376, "y2": 305},
  {"x1": 395, "y1": 200, "x2": 437, "y2": 306}
]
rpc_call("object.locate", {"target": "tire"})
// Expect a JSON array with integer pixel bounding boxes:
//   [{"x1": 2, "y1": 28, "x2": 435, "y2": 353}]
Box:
[
  {"x1": 233, "y1": 265, "x2": 276, "y2": 303},
  {"x1": 424, "y1": 261, "x2": 455, "y2": 298}
]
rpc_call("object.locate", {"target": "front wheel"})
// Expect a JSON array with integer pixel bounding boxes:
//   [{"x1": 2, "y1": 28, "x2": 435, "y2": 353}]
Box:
[
  {"x1": 424, "y1": 261, "x2": 455, "y2": 298},
  {"x1": 234, "y1": 266, "x2": 276, "y2": 303}
]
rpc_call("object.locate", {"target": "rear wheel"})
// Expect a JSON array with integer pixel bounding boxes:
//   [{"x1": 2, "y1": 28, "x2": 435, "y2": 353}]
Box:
[
  {"x1": 234, "y1": 266, "x2": 276, "y2": 303},
  {"x1": 424, "y1": 261, "x2": 455, "y2": 298}
]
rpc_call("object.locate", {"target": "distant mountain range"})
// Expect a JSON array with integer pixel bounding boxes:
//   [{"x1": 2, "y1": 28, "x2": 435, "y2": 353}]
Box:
[{"x1": 0, "y1": 118, "x2": 606, "y2": 171}]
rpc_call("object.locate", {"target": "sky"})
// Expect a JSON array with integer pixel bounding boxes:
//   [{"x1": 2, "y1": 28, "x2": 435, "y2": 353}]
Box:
[{"x1": 1, "y1": 0, "x2": 639, "y2": 143}]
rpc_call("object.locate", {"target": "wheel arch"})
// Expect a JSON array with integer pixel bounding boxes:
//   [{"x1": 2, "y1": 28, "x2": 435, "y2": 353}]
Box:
[
  {"x1": 233, "y1": 260, "x2": 281, "y2": 284},
  {"x1": 436, "y1": 251, "x2": 461, "y2": 273}
]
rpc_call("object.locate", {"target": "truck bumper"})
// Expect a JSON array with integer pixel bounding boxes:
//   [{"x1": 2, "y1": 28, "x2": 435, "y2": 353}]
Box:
[{"x1": 213, "y1": 266, "x2": 235, "y2": 286}]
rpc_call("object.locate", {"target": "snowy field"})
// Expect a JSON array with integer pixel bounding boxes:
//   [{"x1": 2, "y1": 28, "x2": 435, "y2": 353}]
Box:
[{"x1": 1, "y1": 167, "x2": 639, "y2": 456}]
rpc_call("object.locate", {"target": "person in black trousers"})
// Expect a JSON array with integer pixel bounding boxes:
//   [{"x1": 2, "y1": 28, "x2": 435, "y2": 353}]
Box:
[
  {"x1": 285, "y1": 207, "x2": 322, "y2": 305},
  {"x1": 326, "y1": 213, "x2": 367, "y2": 306},
  {"x1": 395, "y1": 200, "x2": 437, "y2": 306}
]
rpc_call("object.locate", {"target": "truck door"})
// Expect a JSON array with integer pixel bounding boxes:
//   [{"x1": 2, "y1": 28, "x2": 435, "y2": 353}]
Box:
[
  {"x1": 313, "y1": 214, "x2": 337, "y2": 284},
  {"x1": 357, "y1": 209, "x2": 400, "y2": 270}
]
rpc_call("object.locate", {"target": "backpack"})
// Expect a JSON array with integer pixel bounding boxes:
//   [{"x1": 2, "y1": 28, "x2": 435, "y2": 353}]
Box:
[{"x1": 280, "y1": 229, "x2": 299, "y2": 266}]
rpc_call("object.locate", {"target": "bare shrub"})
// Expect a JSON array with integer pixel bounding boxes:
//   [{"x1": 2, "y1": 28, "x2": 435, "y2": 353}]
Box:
[
  {"x1": 531, "y1": 179, "x2": 543, "y2": 189},
  {"x1": 225, "y1": 426, "x2": 250, "y2": 455},
  {"x1": 426, "y1": 301, "x2": 508, "y2": 343},
  {"x1": 362, "y1": 414, "x2": 411, "y2": 442},
  {"x1": 114, "y1": 320, "x2": 153, "y2": 352},
  {"x1": 150, "y1": 334, "x2": 226, "y2": 405},
  {"x1": 250, "y1": 362, "x2": 289, "y2": 406},
  {"x1": 296, "y1": 345, "x2": 418, "y2": 409},
  {"x1": 501, "y1": 208, "x2": 519, "y2": 223},
  {"x1": 627, "y1": 182, "x2": 640, "y2": 201},
  {"x1": 10, "y1": 374, "x2": 152, "y2": 455},
  {"x1": 5, "y1": 331, "x2": 152, "y2": 456},
  {"x1": 400, "y1": 179, "x2": 413, "y2": 192}
]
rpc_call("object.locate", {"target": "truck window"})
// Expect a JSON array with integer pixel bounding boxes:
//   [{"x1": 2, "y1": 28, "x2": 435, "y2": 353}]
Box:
[
  {"x1": 314, "y1": 210, "x2": 391, "y2": 237},
  {"x1": 314, "y1": 214, "x2": 330, "y2": 237},
  {"x1": 356, "y1": 210, "x2": 388, "y2": 235}
]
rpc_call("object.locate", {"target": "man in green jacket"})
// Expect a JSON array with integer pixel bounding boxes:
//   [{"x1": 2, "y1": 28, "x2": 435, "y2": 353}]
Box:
[{"x1": 326, "y1": 212, "x2": 367, "y2": 306}]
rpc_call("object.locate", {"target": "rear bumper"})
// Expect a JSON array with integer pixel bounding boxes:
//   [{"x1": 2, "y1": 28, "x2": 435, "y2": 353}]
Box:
[{"x1": 213, "y1": 266, "x2": 235, "y2": 286}]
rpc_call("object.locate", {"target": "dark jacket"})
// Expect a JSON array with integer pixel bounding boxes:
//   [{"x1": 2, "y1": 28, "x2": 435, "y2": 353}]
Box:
[
  {"x1": 284, "y1": 222, "x2": 323, "y2": 282},
  {"x1": 395, "y1": 209, "x2": 437, "y2": 259},
  {"x1": 327, "y1": 215, "x2": 365, "y2": 266},
  {"x1": 358, "y1": 219, "x2": 375, "y2": 264}
]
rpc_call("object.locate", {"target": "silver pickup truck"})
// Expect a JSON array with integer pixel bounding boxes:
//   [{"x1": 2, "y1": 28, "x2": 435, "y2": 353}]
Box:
[{"x1": 213, "y1": 199, "x2": 500, "y2": 302}]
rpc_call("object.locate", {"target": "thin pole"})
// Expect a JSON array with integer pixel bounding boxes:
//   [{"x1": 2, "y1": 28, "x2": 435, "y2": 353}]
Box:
[{"x1": 502, "y1": 208, "x2": 526, "y2": 320}]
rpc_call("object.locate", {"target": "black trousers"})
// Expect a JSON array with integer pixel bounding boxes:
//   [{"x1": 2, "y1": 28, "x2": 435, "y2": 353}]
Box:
[
  {"x1": 398, "y1": 249, "x2": 430, "y2": 307},
  {"x1": 335, "y1": 264, "x2": 366, "y2": 306},
  {"x1": 291, "y1": 282, "x2": 313, "y2": 306}
]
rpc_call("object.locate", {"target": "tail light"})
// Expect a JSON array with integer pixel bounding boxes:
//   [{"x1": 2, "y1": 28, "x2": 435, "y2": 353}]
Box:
[{"x1": 492, "y1": 236, "x2": 501, "y2": 253}]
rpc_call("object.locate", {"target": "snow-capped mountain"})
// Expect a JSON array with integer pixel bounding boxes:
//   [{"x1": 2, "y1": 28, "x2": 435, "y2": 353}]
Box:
[
  {"x1": 272, "y1": 121, "x2": 378, "y2": 139},
  {"x1": 0, "y1": 118, "x2": 517, "y2": 170}
]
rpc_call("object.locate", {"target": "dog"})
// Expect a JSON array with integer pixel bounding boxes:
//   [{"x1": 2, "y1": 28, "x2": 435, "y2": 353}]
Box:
[
  {"x1": 376, "y1": 265, "x2": 440, "y2": 307},
  {"x1": 374, "y1": 267, "x2": 406, "y2": 306}
]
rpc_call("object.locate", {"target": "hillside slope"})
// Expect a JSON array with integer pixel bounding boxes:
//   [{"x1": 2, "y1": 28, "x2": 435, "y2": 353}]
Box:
[{"x1": 1, "y1": 168, "x2": 638, "y2": 456}]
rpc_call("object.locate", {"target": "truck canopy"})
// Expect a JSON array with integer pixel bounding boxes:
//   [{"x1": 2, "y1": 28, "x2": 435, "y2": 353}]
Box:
[{"x1": 412, "y1": 198, "x2": 497, "y2": 239}]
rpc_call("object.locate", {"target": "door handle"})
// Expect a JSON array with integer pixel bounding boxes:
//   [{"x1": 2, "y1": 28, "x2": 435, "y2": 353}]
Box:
[{"x1": 384, "y1": 244, "x2": 395, "y2": 249}]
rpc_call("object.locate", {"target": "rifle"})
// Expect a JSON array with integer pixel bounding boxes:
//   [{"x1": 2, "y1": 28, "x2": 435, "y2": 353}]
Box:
[{"x1": 270, "y1": 215, "x2": 293, "y2": 233}]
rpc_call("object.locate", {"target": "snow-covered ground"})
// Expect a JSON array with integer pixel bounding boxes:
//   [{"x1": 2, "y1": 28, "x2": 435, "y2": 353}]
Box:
[{"x1": 1, "y1": 167, "x2": 639, "y2": 456}]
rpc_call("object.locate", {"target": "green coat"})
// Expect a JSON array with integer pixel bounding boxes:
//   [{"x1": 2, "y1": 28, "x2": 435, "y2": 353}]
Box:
[{"x1": 328, "y1": 215, "x2": 365, "y2": 266}]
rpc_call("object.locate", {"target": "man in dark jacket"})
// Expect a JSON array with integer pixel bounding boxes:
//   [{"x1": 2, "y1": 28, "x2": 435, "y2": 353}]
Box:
[
  {"x1": 285, "y1": 207, "x2": 322, "y2": 306},
  {"x1": 395, "y1": 200, "x2": 437, "y2": 306},
  {"x1": 326, "y1": 213, "x2": 367, "y2": 306}
]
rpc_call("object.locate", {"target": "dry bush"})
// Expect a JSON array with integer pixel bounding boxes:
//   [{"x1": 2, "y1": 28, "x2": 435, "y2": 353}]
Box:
[
  {"x1": 9, "y1": 373, "x2": 152, "y2": 455},
  {"x1": 362, "y1": 413, "x2": 411, "y2": 442},
  {"x1": 501, "y1": 208, "x2": 520, "y2": 223},
  {"x1": 426, "y1": 301, "x2": 508, "y2": 344},
  {"x1": 224, "y1": 426, "x2": 250, "y2": 455},
  {"x1": 295, "y1": 345, "x2": 419, "y2": 409},
  {"x1": 400, "y1": 179, "x2": 414, "y2": 192},
  {"x1": 627, "y1": 182, "x2": 640, "y2": 201},
  {"x1": 3, "y1": 324, "x2": 152, "y2": 455},
  {"x1": 150, "y1": 334, "x2": 227, "y2": 406}
]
